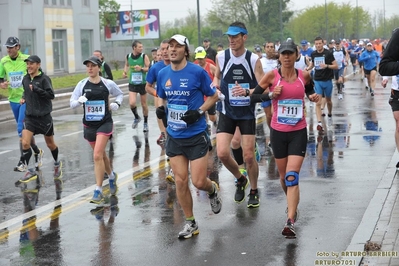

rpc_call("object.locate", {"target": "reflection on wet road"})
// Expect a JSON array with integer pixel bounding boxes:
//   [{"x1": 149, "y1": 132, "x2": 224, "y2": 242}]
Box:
[{"x1": 0, "y1": 74, "x2": 396, "y2": 265}]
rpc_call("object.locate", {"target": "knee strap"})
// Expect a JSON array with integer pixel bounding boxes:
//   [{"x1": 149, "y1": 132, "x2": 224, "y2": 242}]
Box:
[{"x1": 285, "y1": 171, "x2": 299, "y2": 187}]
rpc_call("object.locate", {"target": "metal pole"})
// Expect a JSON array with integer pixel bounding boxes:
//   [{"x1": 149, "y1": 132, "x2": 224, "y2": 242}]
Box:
[
  {"x1": 131, "y1": 0, "x2": 134, "y2": 41},
  {"x1": 383, "y1": 0, "x2": 386, "y2": 38},
  {"x1": 325, "y1": 0, "x2": 328, "y2": 40},
  {"x1": 356, "y1": 0, "x2": 359, "y2": 39},
  {"x1": 197, "y1": 0, "x2": 201, "y2": 47},
  {"x1": 279, "y1": 0, "x2": 283, "y2": 41}
]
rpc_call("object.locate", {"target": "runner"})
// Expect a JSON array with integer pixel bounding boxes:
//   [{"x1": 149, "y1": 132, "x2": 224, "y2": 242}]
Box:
[
  {"x1": 214, "y1": 21, "x2": 264, "y2": 208},
  {"x1": 0, "y1": 36, "x2": 42, "y2": 172},
  {"x1": 156, "y1": 34, "x2": 222, "y2": 239},
  {"x1": 358, "y1": 43, "x2": 380, "y2": 97},
  {"x1": 307, "y1": 36, "x2": 338, "y2": 131},
  {"x1": 203, "y1": 38, "x2": 217, "y2": 63},
  {"x1": 70, "y1": 56, "x2": 124, "y2": 204},
  {"x1": 145, "y1": 39, "x2": 170, "y2": 145},
  {"x1": 93, "y1": 50, "x2": 113, "y2": 80},
  {"x1": 122, "y1": 40, "x2": 150, "y2": 132},
  {"x1": 16, "y1": 55, "x2": 62, "y2": 198},
  {"x1": 194, "y1": 46, "x2": 217, "y2": 125},
  {"x1": 250, "y1": 40, "x2": 319, "y2": 238},
  {"x1": 332, "y1": 42, "x2": 348, "y2": 100}
]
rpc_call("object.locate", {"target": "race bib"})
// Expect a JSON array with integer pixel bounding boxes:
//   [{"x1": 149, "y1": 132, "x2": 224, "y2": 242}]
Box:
[
  {"x1": 9, "y1": 71, "x2": 23, "y2": 89},
  {"x1": 167, "y1": 103, "x2": 188, "y2": 130},
  {"x1": 314, "y1": 57, "x2": 325, "y2": 70},
  {"x1": 228, "y1": 83, "x2": 250, "y2": 106},
  {"x1": 130, "y1": 72, "x2": 143, "y2": 85},
  {"x1": 85, "y1": 100, "x2": 105, "y2": 121},
  {"x1": 277, "y1": 99, "x2": 303, "y2": 125}
]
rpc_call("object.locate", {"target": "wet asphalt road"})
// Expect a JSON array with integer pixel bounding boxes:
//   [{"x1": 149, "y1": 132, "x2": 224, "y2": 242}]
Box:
[{"x1": 0, "y1": 73, "x2": 396, "y2": 266}]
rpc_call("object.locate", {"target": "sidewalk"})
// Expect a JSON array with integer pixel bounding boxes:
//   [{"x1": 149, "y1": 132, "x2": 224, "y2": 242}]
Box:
[{"x1": 345, "y1": 151, "x2": 399, "y2": 266}]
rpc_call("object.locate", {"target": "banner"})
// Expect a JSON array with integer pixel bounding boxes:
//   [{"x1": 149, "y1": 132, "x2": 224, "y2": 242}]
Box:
[{"x1": 104, "y1": 9, "x2": 160, "y2": 41}]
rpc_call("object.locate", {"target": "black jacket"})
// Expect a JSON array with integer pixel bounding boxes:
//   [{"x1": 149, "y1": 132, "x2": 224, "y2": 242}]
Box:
[
  {"x1": 379, "y1": 27, "x2": 399, "y2": 76},
  {"x1": 22, "y1": 71, "x2": 54, "y2": 117}
]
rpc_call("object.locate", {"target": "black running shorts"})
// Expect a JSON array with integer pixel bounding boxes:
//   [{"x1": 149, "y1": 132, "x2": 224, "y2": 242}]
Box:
[{"x1": 25, "y1": 113, "x2": 54, "y2": 136}]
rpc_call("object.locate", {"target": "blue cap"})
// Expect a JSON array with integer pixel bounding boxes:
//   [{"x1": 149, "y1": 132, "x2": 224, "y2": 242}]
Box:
[
  {"x1": 224, "y1": 26, "x2": 248, "y2": 36},
  {"x1": 300, "y1": 40, "x2": 307, "y2": 45}
]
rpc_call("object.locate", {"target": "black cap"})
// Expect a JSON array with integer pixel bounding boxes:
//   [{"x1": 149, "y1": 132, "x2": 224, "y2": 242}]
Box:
[
  {"x1": 278, "y1": 41, "x2": 297, "y2": 53},
  {"x1": 24, "y1": 55, "x2": 41, "y2": 63},
  {"x1": 83, "y1": 56, "x2": 102, "y2": 66},
  {"x1": 255, "y1": 47, "x2": 262, "y2": 52},
  {"x1": 203, "y1": 38, "x2": 210, "y2": 42},
  {"x1": 4, "y1": 36, "x2": 20, "y2": 47},
  {"x1": 217, "y1": 43, "x2": 223, "y2": 48}
]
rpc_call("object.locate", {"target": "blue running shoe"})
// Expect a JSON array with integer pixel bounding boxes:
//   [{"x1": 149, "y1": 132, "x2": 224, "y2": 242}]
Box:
[
  {"x1": 109, "y1": 172, "x2": 118, "y2": 195},
  {"x1": 90, "y1": 190, "x2": 104, "y2": 204}
]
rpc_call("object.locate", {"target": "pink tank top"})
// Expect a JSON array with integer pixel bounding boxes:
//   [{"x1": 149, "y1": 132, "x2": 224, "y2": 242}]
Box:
[{"x1": 270, "y1": 68, "x2": 307, "y2": 132}]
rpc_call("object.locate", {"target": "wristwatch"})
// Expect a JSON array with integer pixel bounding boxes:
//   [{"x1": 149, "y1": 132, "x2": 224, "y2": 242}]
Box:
[
  {"x1": 268, "y1": 92, "x2": 274, "y2": 99},
  {"x1": 245, "y1": 89, "x2": 250, "y2": 96},
  {"x1": 198, "y1": 109, "x2": 205, "y2": 116}
]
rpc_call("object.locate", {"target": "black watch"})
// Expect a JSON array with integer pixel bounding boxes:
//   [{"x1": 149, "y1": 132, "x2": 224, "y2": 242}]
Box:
[
  {"x1": 198, "y1": 109, "x2": 205, "y2": 116},
  {"x1": 245, "y1": 89, "x2": 250, "y2": 96}
]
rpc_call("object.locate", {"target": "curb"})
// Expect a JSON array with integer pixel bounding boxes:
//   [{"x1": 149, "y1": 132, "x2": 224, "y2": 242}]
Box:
[{"x1": 344, "y1": 150, "x2": 398, "y2": 265}]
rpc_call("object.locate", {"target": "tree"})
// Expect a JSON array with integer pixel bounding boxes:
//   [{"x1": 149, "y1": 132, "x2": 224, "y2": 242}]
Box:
[
  {"x1": 206, "y1": 0, "x2": 293, "y2": 44},
  {"x1": 286, "y1": 3, "x2": 370, "y2": 42},
  {"x1": 99, "y1": 0, "x2": 120, "y2": 29}
]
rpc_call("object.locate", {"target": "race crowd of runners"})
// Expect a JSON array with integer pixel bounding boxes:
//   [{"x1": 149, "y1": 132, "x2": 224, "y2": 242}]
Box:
[{"x1": 1, "y1": 22, "x2": 399, "y2": 240}]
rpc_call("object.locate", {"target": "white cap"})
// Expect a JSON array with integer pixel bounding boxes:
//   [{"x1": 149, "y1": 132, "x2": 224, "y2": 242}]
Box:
[{"x1": 169, "y1": 34, "x2": 189, "y2": 46}]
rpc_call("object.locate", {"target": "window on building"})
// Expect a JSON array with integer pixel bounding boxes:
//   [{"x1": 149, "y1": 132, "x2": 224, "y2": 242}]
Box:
[
  {"x1": 67, "y1": 0, "x2": 71, "y2": 6},
  {"x1": 83, "y1": 0, "x2": 90, "y2": 7},
  {"x1": 19, "y1": 30, "x2": 36, "y2": 55},
  {"x1": 52, "y1": 0, "x2": 57, "y2": 5},
  {"x1": 44, "y1": 0, "x2": 49, "y2": 5},
  {"x1": 22, "y1": 0, "x2": 32, "y2": 3},
  {"x1": 81, "y1": 30, "x2": 93, "y2": 61}
]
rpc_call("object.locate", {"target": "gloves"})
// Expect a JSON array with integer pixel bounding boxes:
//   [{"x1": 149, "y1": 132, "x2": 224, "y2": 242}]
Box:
[
  {"x1": 78, "y1": 93, "x2": 87, "y2": 104},
  {"x1": 110, "y1": 103, "x2": 119, "y2": 111},
  {"x1": 156, "y1": 106, "x2": 167, "y2": 127},
  {"x1": 181, "y1": 110, "x2": 201, "y2": 124}
]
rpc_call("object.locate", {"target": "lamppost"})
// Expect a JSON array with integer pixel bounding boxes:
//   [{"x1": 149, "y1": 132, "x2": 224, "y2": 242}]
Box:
[
  {"x1": 356, "y1": 0, "x2": 359, "y2": 39},
  {"x1": 325, "y1": 0, "x2": 328, "y2": 40},
  {"x1": 197, "y1": 0, "x2": 201, "y2": 46},
  {"x1": 131, "y1": 0, "x2": 134, "y2": 41},
  {"x1": 279, "y1": 0, "x2": 283, "y2": 41}
]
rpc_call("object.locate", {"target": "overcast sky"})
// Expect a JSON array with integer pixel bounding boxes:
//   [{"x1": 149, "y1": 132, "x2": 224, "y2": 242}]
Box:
[{"x1": 116, "y1": 0, "x2": 397, "y2": 24}]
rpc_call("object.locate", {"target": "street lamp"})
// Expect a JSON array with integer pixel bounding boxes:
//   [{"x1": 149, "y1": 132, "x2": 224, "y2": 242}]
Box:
[
  {"x1": 197, "y1": 0, "x2": 201, "y2": 46},
  {"x1": 325, "y1": 0, "x2": 328, "y2": 40}
]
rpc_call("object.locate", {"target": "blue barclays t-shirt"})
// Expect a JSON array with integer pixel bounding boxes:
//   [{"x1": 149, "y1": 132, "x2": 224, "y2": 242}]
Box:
[{"x1": 157, "y1": 62, "x2": 216, "y2": 138}]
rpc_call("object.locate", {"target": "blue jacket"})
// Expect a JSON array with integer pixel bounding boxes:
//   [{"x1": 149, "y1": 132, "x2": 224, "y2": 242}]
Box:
[{"x1": 358, "y1": 50, "x2": 380, "y2": 70}]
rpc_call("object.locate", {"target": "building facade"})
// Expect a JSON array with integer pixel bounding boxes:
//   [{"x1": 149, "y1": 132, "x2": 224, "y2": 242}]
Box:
[{"x1": 0, "y1": 0, "x2": 100, "y2": 75}]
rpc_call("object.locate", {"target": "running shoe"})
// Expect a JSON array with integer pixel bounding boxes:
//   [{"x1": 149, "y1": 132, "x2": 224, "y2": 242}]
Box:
[
  {"x1": 157, "y1": 133, "x2": 166, "y2": 145},
  {"x1": 178, "y1": 221, "x2": 199, "y2": 239},
  {"x1": 132, "y1": 117, "x2": 142, "y2": 129},
  {"x1": 208, "y1": 181, "x2": 222, "y2": 214},
  {"x1": 143, "y1": 123, "x2": 149, "y2": 132},
  {"x1": 14, "y1": 161, "x2": 27, "y2": 172},
  {"x1": 234, "y1": 176, "x2": 249, "y2": 203},
  {"x1": 254, "y1": 142, "x2": 261, "y2": 162},
  {"x1": 109, "y1": 172, "x2": 118, "y2": 195},
  {"x1": 370, "y1": 88, "x2": 374, "y2": 97},
  {"x1": 316, "y1": 123, "x2": 323, "y2": 132},
  {"x1": 338, "y1": 93, "x2": 343, "y2": 100},
  {"x1": 282, "y1": 218, "x2": 296, "y2": 238},
  {"x1": 247, "y1": 190, "x2": 260, "y2": 208},
  {"x1": 54, "y1": 161, "x2": 62, "y2": 179},
  {"x1": 90, "y1": 190, "x2": 104, "y2": 204},
  {"x1": 34, "y1": 149, "x2": 44, "y2": 168}
]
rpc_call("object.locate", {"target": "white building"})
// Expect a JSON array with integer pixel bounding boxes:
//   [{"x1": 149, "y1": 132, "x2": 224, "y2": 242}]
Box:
[{"x1": 0, "y1": 0, "x2": 100, "y2": 75}]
